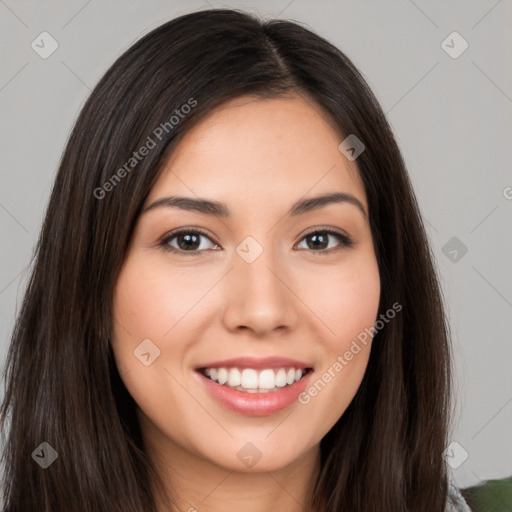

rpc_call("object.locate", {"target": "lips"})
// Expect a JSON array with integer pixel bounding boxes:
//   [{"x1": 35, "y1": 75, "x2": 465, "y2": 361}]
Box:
[
  {"x1": 197, "y1": 356, "x2": 312, "y2": 370},
  {"x1": 195, "y1": 356, "x2": 314, "y2": 416}
]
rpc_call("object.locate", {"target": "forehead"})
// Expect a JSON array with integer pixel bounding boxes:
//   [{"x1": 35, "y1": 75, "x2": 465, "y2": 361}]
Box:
[{"x1": 148, "y1": 95, "x2": 367, "y2": 210}]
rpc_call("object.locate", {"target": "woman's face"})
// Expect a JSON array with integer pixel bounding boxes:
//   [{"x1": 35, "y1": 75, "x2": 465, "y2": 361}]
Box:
[{"x1": 111, "y1": 95, "x2": 380, "y2": 473}]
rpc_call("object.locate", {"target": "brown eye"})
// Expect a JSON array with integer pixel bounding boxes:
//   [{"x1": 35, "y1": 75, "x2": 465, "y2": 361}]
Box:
[
  {"x1": 296, "y1": 229, "x2": 353, "y2": 253},
  {"x1": 161, "y1": 229, "x2": 219, "y2": 254}
]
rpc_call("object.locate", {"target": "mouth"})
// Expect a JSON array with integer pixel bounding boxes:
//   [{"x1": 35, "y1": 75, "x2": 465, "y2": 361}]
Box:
[
  {"x1": 194, "y1": 357, "x2": 314, "y2": 416},
  {"x1": 198, "y1": 366, "x2": 313, "y2": 393}
]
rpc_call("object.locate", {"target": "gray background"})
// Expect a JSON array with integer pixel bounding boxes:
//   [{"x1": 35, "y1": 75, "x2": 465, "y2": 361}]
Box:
[{"x1": 1, "y1": 0, "x2": 511, "y2": 490}]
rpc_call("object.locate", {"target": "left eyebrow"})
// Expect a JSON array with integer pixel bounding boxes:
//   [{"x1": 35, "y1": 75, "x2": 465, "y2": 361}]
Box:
[
  {"x1": 143, "y1": 191, "x2": 367, "y2": 219},
  {"x1": 288, "y1": 192, "x2": 367, "y2": 219}
]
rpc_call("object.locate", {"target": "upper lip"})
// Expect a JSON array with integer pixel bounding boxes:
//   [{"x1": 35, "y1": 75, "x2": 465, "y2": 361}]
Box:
[{"x1": 196, "y1": 356, "x2": 313, "y2": 370}]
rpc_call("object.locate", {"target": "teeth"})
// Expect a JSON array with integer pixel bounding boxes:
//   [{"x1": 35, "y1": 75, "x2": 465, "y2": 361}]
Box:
[
  {"x1": 202, "y1": 366, "x2": 308, "y2": 392},
  {"x1": 240, "y1": 369, "x2": 258, "y2": 389},
  {"x1": 227, "y1": 368, "x2": 241, "y2": 387},
  {"x1": 258, "y1": 369, "x2": 276, "y2": 389},
  {"x1": 275, "y1": 368, "x2": 287, "y2": 387},
  {"x1": 217, "y1": 368, "x2": 228, "y2": 385}
]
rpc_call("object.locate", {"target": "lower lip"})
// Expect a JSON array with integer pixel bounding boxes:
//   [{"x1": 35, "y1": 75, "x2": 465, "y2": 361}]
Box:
[{"x1": 197, "y1": 371, "x2": 313, "y2": 416}]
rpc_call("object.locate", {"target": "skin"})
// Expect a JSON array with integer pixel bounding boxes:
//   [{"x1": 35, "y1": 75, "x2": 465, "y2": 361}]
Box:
[{"x1": 111, "y1": 95, "x2": 381, "y2": 512}]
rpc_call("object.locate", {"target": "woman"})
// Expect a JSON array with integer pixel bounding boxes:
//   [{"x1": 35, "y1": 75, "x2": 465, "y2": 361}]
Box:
[{"x1": 0, "y1": 8, "x2": 470, "y2": 511}]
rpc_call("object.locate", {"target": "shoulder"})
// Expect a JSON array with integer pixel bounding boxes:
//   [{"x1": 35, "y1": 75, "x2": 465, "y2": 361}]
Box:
[{"x1": 446, "y1": 483, "x2": 472, "y2": 511}]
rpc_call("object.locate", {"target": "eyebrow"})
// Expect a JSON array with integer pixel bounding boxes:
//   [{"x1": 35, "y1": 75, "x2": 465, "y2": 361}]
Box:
[{"x1": 143, "y1": 191, "x2": 367, "y2": 219}]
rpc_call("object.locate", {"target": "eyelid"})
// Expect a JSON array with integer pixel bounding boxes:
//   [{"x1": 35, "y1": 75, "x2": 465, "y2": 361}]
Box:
[{"x1": 297, "y1": 225, "x2": 351, "y2": 241}]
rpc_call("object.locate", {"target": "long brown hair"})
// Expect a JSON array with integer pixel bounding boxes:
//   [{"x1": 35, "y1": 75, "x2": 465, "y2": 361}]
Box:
[{"x1": 1, "y1": 9, "x2": 452, "y2": 511}]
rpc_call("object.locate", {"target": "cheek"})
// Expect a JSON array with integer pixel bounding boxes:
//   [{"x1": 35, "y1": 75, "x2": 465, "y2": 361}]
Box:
[
  {"x1": 112, "y1": 254, "x2": 213, "y2": 341},
  {"x1": 110, "y1": 254, "x2": 206, "y2": 418},
  {"x1": 297, "y1": 250, "x2": 381, "y2": 350},
  {"x1": 297, "y1": 252, "x2": 380, "y2": 428},
  {"x1": 110, "y1": 254, "x2": 191, "y2": 381},
  {"x1": 334, "y1": 261, "x2": 381, "y2": 343}
]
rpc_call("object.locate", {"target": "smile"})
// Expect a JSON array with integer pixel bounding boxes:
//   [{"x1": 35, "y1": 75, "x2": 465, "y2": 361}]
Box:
[
  {"x1": 200, "y1": 367, "x2": 311, "y2": 393},
  {"x1": 195, "y1": 357, "x2": 314, "y2": 416}
]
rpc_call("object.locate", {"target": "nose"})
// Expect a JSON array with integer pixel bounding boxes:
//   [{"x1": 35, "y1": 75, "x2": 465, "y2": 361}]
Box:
[{"x1": 221, "y1": 248, "x2": 299, "y2": 337}]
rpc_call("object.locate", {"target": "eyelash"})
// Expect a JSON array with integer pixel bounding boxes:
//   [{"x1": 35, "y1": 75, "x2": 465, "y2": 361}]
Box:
[{"x1": 159, "y1": 227, "x2": 354, "y2": 256}]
